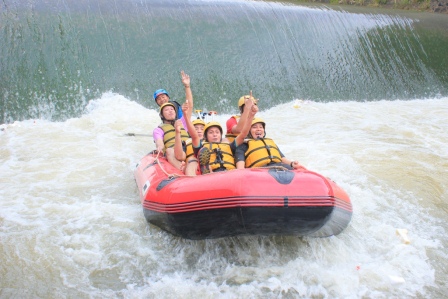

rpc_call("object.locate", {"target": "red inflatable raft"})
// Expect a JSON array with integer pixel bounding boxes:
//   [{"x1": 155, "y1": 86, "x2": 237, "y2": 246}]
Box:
[{"x1": 134, "y1": 153, "x2": 352, "y2": 240}]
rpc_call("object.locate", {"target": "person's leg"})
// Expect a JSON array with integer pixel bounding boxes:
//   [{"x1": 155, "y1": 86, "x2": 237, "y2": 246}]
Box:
[
  {"x1": 166, "y1": 148, "x2": 184, "y2": 171},
  {"x1": 185, "y1": 157, "x2": 198, "y2": 176}
]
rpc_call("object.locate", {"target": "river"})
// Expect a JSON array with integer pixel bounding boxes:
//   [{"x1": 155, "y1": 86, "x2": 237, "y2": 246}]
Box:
[{"x1": 1, "y1": 0, "x2": 447, "y2": 298}]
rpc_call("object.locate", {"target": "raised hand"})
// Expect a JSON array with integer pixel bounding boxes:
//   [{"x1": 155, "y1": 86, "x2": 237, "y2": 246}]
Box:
[
  {"x1": 181, "y1": 70, "x2": 190, "y2": 87},
  {"x1": 250, "y1": 103, "x2": 258, "y2": 115},
  {"x1": 244, "y1": 94, "x2": 254, "y2": 111},
  {"x1": 174, "y1": 119, "x2": 184, "y2": 133}
]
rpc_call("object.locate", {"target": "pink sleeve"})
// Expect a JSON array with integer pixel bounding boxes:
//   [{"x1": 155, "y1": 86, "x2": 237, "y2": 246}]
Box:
[
  {"x1": 153, "y1": 127, "x2": 164, "y2": 141},
  {"x1": 181, "y1": 116, "x2": 188, "y2": 133}
]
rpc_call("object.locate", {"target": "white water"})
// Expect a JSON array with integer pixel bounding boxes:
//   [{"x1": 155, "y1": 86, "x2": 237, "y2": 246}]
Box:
[{"x1": 1, "y1": 93, "x2": 447, "y2": 298}]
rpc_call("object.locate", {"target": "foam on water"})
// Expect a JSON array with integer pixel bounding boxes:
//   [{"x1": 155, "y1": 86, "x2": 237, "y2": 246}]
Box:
[{"x1": 1, "y1": 93, "x2": 447, "y2": 298}]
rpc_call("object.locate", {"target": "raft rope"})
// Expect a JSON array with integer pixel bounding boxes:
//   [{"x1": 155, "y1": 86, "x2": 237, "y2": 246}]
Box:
[
  {"x1": 152, "y1": 150, "x2": 198, "y2": 178},
  {"x1": 152, "y1": 150, "x2": 181, "y2": 179},
  {"x1": 151, "y1": 150, "x2": 290, "y2": 179},
  {"x1": 263, "y1": 165, "x2": 289, "y2": 171},
  {"x1": 213, "y1": 148, "x2": 225, "y2": 170}
]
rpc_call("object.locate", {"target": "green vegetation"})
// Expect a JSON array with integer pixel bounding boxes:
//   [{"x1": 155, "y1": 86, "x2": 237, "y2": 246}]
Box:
[{"x1": 289, "y1": 0, "x2": 432, "y2": 11}]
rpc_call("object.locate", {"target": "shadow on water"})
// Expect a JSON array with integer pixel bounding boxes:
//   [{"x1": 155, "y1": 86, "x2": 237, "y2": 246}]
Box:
[{"x1": 1, "y1": 0, "x2": 447, "y2": 123}]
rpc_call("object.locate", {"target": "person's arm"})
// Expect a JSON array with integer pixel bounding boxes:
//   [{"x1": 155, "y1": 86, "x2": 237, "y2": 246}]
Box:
[
  {"x1": 153, "y1": 127, "x2": 165, "y2": 152},
  {"x1": 182, "y1": 101, "x2": 200, "y2": 148},
  {"x1": 281, "y1": 157, "x2": 307, "y2": 170},
  {"x1": 230, "y1": 91, "x2": 254, "y2": 134},
  {"x1": 277, "y1": 148, "x2": 306, "y2": 170},
  {"x1": 174, "y1": 119, "x2": 186, "y2": 161},
  {"x1": 181, "y1": 71, "x2": 193, "y2": 117},
  {"x1": 234, "y1": 98, "x2": 258, "y2": 147},
  {"x1": 235, "y1": 143, "x2": 248, "y2": 169},
  {"x1": 155, "y1": 139, "x2": 164, "y2": 153}
]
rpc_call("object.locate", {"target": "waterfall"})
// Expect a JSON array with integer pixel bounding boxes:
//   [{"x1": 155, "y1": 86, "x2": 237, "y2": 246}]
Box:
[{"x1": 1, "y1": 0, "x2": 447, "y2": 123}]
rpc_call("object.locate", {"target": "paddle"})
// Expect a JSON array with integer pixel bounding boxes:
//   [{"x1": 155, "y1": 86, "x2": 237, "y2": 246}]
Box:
[
  {"x1": 125, "y1": 107, "x2": 218, "y2": 137},
  {"x1": 124, "y1": 133, "x2": 152, "y2": 137}
]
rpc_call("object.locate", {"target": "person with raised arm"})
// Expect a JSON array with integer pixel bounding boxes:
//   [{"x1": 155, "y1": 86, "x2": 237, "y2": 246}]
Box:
[
  {"x1": 225, "y1": 91, "x2": 258, "y2": 143},
  {"x1": 184, "y1": 97, "x2": 258, "y2": 175},
  {"x1": 152, "y1": 71, "x2": 193, "y2": 170},
  {"x1": 152, "y1": 70, "x2": 192, "y2": 119},
  {"x1": 172, "y1": 101, "x2": 206, "y2": 175}
]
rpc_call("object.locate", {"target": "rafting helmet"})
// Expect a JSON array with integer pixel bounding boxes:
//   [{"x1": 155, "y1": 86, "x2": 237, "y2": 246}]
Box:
[
  {"x1": 153, "y1": 89, "x2": 169, "y2": 102},
  {"x1": 192, "y1": 119, "x2": 206, "y2": 126},
  {"x1": 251, "y1": 117, "x2": 265, "y2": 127},
  {"x1": 159, "y1": 102, "x2": 177, "y2": 121},
  {"x1": 238, "y1": 95, "x2": 257, "y2": 113},
  {"x1": 238, "y1": 95, "x2": 257, "y2": 107},
  {"x1": 204, "y1": 121, "x2": 223, "y2": 141},
  {"x1": 249, "y1": 117, "x2": 266, "y2": 139}
]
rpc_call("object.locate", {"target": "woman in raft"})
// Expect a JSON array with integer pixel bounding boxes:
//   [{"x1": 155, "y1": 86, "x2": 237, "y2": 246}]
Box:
[{"x1": 235, "y1": 117, "x2": 306, "y2": 170}]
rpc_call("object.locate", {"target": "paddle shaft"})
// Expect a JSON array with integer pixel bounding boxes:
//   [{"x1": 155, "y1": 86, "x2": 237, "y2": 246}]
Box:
[{"x1": 125, "y1": 133, "x2": 152, "y2": 137}]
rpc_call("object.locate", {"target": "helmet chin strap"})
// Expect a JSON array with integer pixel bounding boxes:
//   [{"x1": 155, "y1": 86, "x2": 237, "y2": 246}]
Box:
[
  {"x1": 161, "y1": 115, "x2": 176, "y2": 125},
  {"x1": 249, "y1": 133, "x2": 264, "y2": 139}
]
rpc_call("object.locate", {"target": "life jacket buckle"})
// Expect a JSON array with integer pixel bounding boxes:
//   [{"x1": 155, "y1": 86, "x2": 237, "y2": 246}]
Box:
[{"x1": 213, "y1": 148, "x2": 225, "y2": 167}]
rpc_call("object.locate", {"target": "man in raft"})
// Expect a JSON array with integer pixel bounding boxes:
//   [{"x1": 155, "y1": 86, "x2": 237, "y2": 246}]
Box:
[
  {"x1": 152, "y1": 71, "x2": 191, "y2": 119},
  {"x1": 225, "y1": 92, "x2": 258, "y2": 143}
]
